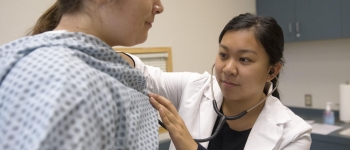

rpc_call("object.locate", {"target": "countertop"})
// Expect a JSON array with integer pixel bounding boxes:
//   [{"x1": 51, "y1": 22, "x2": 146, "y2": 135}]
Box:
[{"x1": 288, "y1": 106, "x2": 350, "y2": 149}]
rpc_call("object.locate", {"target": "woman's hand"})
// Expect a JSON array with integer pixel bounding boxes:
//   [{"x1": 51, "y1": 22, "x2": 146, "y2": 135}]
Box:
[{"x1": 149, "y1": 93, "x2": 198, "y2": 150}]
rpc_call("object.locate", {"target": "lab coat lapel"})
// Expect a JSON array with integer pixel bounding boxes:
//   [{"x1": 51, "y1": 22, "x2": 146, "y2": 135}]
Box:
[
  {"x1": 244, "y1": 96, "x2": 291, "y2": 150},
  {"x1": 199, "y1": 79, "x2": 223, "y2": 148}
]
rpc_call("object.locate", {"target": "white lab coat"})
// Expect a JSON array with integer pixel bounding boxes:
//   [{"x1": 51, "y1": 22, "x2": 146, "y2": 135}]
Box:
[{"x1": 131, "y1": 55, "x2": 312, "y2": 150}]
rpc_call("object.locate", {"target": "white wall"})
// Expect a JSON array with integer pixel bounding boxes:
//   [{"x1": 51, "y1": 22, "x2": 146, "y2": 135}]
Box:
[
  {"x1": 138, "y1": 0, "x2": 257, "y2": 73},
  {"x1": 0, "y1": 0, "x2": 56, "y2": 44},
  {"x1": 280, "y1": 38, "x2": 350, "y2": 110},
  {"x1": 1, "y1": 0, "x2": 349, "y2": 110}
]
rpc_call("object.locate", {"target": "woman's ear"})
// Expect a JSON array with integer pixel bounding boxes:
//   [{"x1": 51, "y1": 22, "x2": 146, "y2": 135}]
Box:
[{"x1": 267, "y1": 62, "x2": 282, "y2": 82}]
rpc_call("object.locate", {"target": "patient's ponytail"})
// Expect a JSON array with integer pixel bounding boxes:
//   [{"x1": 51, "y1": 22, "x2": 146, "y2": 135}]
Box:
[
  {"x1": 27, "y1": 0, "x2": 82, "y2": 35},
  {"x1": 28, "y1": 1, "x2": 61, "y2": 35}
]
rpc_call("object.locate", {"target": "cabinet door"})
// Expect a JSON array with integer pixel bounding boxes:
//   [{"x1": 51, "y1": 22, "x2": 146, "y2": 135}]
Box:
[
  {"x1": 311, "y1": 140, "x2": 350, "y2": 150},
  {"x1": 341, "y1": 0, "x2": 350, "y2": 38},
  {"x1": 295, "y1": 0, "x2": 342, "y2": 41},
  {"x1": 256, "y1": 0, "x2": 296, "y2": 42}
]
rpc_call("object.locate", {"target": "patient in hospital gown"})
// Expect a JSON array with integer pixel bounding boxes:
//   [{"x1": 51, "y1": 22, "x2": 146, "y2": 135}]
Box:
[{"x1": 0, "y1": 31, "x2": 158, "y2": 150}]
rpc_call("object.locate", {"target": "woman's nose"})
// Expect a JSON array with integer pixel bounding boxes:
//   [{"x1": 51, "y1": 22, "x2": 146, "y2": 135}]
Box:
[
  {"x1": 223, "y1": 61, "x2": 237, "y2": 76},
  {"x1": 153, "y1": 1, "x2": 164, "y2": 14}
]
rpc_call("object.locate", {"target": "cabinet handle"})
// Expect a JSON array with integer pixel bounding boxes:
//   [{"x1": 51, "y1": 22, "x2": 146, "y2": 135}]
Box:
[
  {"x1": 289, "y1": 23, "x2": 292, "y2": 33},
  {"x1": 296, "y1": 22, "x2": 301, "y2": 37},
  {"x1": 296, "y1": 22, "x2": 300, "y2": 33}
]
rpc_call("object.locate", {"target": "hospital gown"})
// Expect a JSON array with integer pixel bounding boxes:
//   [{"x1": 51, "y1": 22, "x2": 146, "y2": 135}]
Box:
[{"x1": 0, "y1": 31, "x2": 159, "y2": 150}]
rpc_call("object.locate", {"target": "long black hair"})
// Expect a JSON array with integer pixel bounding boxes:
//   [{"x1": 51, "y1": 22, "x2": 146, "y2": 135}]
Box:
[{"x1": 219, "y1": 13, "x2": 285, "y2": 99}]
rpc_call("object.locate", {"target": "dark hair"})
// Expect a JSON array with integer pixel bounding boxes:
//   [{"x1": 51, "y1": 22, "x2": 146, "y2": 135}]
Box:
[
  {"x1": 28, "y1": 0, "x2": 82, "y2": 35},
  {"x1": 219, "y1": 13, "x2": 285, "y2": 99}
]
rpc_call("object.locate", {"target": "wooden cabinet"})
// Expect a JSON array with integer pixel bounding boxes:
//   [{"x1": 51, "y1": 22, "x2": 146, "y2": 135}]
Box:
[{"x1": 257, "y1": 0, "x2": 349, "y2": 42}]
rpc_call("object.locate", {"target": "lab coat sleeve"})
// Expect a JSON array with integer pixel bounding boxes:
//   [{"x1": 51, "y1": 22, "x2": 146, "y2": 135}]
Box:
[
  {"x1": 128, "y1": 54, "x2": 203, "y2": 109},
  {"x1": 280, "y1": 123, "x2": 312, "y2": 150}
]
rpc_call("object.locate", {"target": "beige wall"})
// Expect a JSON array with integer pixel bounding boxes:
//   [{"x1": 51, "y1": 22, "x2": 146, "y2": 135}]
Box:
[
  {"x1": 138, "y1": 0, "x2": 257, "y2": 73},
  {"x1": 1, "y1": 0, "x2": 350, "y2": 110},
  {"x1": 280, "y1": 39, "x2": 350, "y2": 110},
  {"x1": 0, "y1": 0, "x2": 55, "y2": 44}
]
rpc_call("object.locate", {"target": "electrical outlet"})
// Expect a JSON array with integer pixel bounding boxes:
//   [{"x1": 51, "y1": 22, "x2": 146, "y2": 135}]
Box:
[{"x1": 305, "y1": 94, "x2": 312, "y2": 107}]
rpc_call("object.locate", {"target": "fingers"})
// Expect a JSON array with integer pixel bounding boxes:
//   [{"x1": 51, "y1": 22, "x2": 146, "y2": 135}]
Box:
[
  {"x1": 149, "y1": 97, "x2": 178, "y2": 122},
  {"x1": 158, "y1": 107, "x2": 176, "y2": 130},
  {"x1": 148, "y1": 93, "x2": 178, "y2": 116},
  {"x1": 149, "y1": 95, "x2": 162, "y2": 110},
  {"x1": 148, "y1": 93, "x2": 183, "y2": 128},
  {"x1": 150, "y1": 97, "x2": 177, "y2": 130},
  {"x1": 148, "y1": 94, "x2": 198, "y2": 150}
]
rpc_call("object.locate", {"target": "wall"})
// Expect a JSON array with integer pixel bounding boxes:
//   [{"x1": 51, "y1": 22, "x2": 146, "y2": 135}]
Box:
[
  {"x1": 280, "y1": 38, "x2": 350, "y2": 110},
  {"x1": 1, "y1": 0, "x2": 349, "y2": 110},
  {"x1": 136, "y1": 0, "x2": 257, "y2": 73},
  {"x1": 0, "y1": 0, "x2": 55, "y2": 44}
]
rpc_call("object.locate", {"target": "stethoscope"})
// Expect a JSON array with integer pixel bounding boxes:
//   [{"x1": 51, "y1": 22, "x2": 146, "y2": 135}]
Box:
[{"x1": 158, "y1": 65, "x2": 279, "y2": 143}]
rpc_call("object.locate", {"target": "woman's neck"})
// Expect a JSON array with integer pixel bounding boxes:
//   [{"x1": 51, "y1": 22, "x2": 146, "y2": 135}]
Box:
[
  {"x1": 222, "y1": 91, "x2": 266, "y2": 114},
  {"x1": 222, "y1": 92, "x2": 266, "y2": 131}
]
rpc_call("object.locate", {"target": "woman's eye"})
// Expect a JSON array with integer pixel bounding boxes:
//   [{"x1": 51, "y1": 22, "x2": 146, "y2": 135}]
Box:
[
  {"x1": 219, "y1": 53, "x2": 227, "y2": 58},
  {"x1": 239, "y1": 57, "x2": 251, "y2": 62}
]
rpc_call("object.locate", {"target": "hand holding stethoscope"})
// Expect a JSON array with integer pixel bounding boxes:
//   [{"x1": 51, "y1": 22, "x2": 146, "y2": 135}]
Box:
[{"x1": 149, "y1": 93, "x2": 199, "y2": 150}]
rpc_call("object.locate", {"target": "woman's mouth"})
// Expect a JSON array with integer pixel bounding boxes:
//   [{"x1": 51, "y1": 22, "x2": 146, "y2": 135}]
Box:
[
  {"x1": 145, "y1": 22, "x2": 153, "y2": 28},
  {"x1": 221, "y1": 80, "x2": 239, "y2": 88}
]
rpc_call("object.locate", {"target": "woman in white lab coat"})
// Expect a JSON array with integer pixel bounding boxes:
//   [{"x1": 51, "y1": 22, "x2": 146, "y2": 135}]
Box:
[{"x1": 123, "y1": 13, "x2": 312, "y2": 150}]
